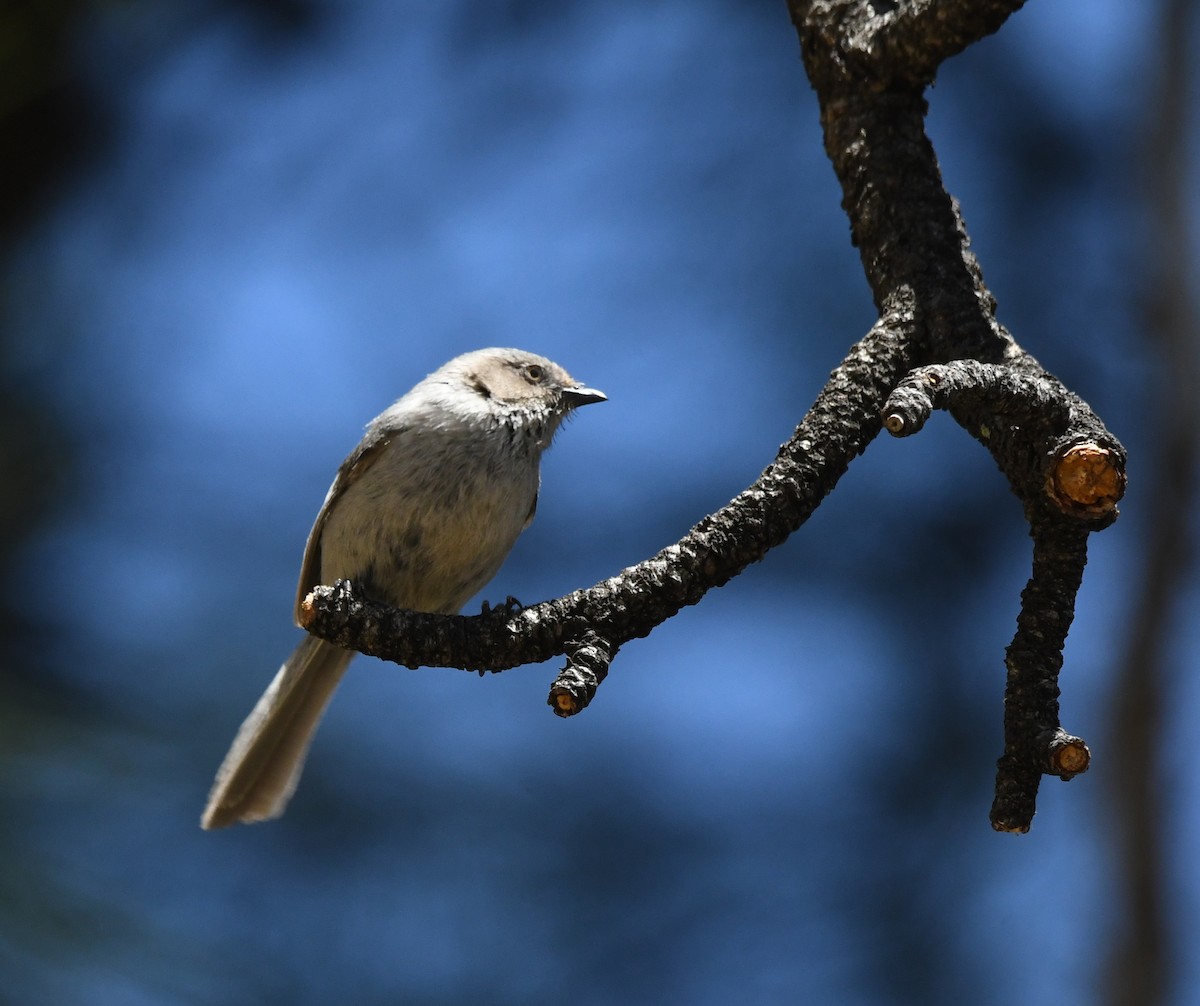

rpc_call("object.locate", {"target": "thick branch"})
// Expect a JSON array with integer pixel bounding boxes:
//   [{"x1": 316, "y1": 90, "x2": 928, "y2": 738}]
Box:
[{"x1": 790, "y1": 0, "x2": 1017, "y2": 363}]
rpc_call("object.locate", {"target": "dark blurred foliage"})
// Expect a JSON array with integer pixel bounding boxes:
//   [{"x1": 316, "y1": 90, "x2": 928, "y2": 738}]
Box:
[
  {"x1": 0, "y1": 16, "x2": 94, "y2": 958},
  {"x1": 0, "y1": 2, "x2": 1192, "y2": 1004},
  {"x1": 2, "y1": 1, "x2": 95, "y2": 240}
]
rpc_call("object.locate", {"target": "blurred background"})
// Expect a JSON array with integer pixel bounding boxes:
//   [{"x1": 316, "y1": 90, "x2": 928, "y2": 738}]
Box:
[{"x1": 0, "y1": 1, "x2": 1195, "y2": 1003}]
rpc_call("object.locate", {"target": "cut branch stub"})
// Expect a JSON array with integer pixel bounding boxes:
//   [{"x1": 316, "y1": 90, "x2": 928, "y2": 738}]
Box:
[
  {"x1": 882, "y1": 370, "x2": 943, "y2": 436},
  {"x1": 1043, "y1": 728, "x2": 1091, "y2": 780},
  {"x1": 1046, "y1": 442, "x2": 1126, "y2": 519},
  {"x1": 548, "y1": 629, "x2": 614, "y2": 717}
]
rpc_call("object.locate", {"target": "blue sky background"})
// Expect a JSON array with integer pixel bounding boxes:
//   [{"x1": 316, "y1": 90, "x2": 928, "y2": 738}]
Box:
[{"x1": 1, "y1": 1, "x2": 1196, "y2": 1003}]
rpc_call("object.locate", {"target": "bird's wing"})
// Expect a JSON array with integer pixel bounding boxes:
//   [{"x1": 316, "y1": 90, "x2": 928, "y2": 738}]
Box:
[{"x1": 293, "y1": 426, "x2": 397, "y2": 623}]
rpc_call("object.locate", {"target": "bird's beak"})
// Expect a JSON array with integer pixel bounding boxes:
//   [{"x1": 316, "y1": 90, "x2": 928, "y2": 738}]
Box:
[{"x1": 562, "y1": 385, "x2": 607, "y2": 407}]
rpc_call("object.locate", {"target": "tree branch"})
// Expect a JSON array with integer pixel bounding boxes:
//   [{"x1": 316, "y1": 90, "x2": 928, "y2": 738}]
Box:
[
  {"x1": 303, "y1": 309, "x2": 918, "y2": 690},
  {"x1": 300, "y1": 0, "x2": 1127, "y2": 832},
  {"x1": 990, "y1": 520, "x2": 1091, "y2": 833}
]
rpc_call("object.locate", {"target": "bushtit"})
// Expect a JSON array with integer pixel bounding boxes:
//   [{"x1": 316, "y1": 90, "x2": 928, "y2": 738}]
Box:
[{"x1": 201, "y1": 348, "x2": 605, "y2": 829}]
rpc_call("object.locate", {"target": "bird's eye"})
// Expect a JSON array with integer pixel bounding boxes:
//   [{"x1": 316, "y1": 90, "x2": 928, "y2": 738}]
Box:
[{"x1": 525, "y1": 364, "x2": 545, "y2": 383}]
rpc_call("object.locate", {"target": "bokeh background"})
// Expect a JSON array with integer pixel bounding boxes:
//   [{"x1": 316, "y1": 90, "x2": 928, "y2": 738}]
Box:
[{"x1": 1, "y1": 1, "x2": 1195, "y2": 1003}]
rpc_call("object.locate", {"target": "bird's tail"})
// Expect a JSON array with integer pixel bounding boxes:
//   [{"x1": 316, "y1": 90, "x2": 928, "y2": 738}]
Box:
[{"x1": 201, "y1": 634, "x2": 353, "y2": 829}]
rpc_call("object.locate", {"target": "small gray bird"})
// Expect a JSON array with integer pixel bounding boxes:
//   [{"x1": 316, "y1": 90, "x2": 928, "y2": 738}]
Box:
[{"x1": 201, "y1": 348, "x2": 605, "y2": 829}]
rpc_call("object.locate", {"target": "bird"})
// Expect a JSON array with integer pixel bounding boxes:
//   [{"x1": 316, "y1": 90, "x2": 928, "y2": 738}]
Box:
[{"x1": 201, "y1": 347, "x2": 605, "y2": 829}]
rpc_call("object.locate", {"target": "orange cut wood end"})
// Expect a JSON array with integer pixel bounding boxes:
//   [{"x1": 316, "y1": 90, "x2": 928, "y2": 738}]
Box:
[{"x1": 1047, "y1": 443, "x2": 1125, "y2": 514}]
